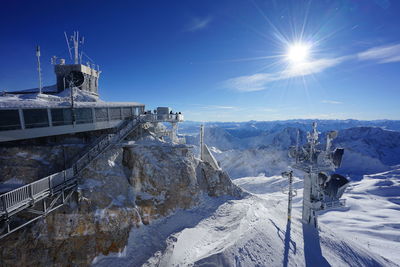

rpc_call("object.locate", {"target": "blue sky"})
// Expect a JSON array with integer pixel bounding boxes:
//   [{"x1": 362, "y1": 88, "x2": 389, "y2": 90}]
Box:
[{"x1": 0, "y1": 0, "x2": 399, "y2": 121}]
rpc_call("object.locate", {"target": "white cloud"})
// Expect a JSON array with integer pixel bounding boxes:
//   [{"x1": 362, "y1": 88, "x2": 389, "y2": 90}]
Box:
[
  {"x1": 284, "y1": 57, "x2": 346, "y2": 78},
  {"x1": 223, "y1": 43, "x2": 400, "y2": 93},
  {"x1": 358, "y1": 44, "x2": 400, "y2": 63},
  {"x1": 201, "y1": 105, "x2": 237, "y2": 110},
  {"x1": 321, "y1": 100, "x2": 343, "y2": 104},
  {"x1": 223, "y1": 73, "x2": 276, "y2": 92},
  {"x1": 185, "y1": 17, "x2": 212, "y2": 32},
  {"x1": 224, "y1": 57, "x2": 345, "y2": 92}
]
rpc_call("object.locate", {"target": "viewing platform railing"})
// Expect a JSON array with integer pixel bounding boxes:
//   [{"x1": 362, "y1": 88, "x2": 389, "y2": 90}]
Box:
[
  {"x1": 139, "y1": 113, "x2": 184, "y2": 123},
  {"x1": 0, "y1": 105, "x2": 145, "y2": 142},
  {"x1": 0, "y1": 111, "x2": 184, "y2": 238}
]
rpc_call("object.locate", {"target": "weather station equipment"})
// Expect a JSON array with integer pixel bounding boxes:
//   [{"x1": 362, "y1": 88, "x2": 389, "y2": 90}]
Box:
[
  {"x1": 282, "y1": 170, "x2": 297, "y2": 222},
  {"x1": 288, "y1": 122, "x2": 349, "y2": 227}
]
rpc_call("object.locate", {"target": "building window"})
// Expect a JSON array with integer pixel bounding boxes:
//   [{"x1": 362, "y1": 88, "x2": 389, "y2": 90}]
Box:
[
  {"x1": 51, "y1": 108, "x2": 73, "y2": 126},
  {"x1": 122, "y1": 107, "x2": 132, "y2": 118},
  {"x1": 109, "y1": 107, "x2": 121, "y2": 120},
  {"x1": 23, "y1": 109, "x2": 49, "y2": 128},
  {"x1": 75, "y1": 108, "x2": 93, "y2": 124},
  {"x1": 95, "y1": 108, "x2": 108, "y2": 122},
  {"x1": 0, "y1": 110, "x2": 21, "y2": 130}
]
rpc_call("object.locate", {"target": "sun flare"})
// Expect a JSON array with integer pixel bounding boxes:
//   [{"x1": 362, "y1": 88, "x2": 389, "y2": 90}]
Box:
[{"x1": 286, "y1": 43, "x2": 311, "y2": 64}]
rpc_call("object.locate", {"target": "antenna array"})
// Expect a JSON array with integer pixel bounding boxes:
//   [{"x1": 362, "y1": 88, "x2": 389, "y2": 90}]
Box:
[{"x1": 64, "y1": 31, "x2": 85, "y2": 64}]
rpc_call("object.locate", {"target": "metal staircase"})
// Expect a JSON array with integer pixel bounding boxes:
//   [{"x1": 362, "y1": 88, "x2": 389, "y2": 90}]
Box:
[{"x1": 0, "y1": 117, "x2": 142, "y2": 239}]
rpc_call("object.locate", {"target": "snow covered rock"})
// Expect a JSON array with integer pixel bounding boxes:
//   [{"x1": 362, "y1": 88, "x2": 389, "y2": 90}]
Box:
[{"x1": 0, "y1": 140, "x2": 242, "y2": 266}]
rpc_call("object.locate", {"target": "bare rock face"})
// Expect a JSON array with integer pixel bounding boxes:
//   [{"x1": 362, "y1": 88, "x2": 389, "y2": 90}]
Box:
[
  {"x1": 0, "y1": 139, "x2": 242, "y2": 266},
  {"x1": 0, "y1": 145, "x2": 83, "y2": 185},
  {"x1": 122, "y1": 141, "x2": 242, "y2": 224}
]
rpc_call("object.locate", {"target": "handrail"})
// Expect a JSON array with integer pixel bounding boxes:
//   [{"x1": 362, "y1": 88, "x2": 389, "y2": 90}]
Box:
[
  {"x1": 0, "y1": 113, "x2": 182, "y2": 218},
  {"x1": 139, "y1": 113, "x2": 184, "y2": 123},
  {"x1": 0, "y1": 117, "x2": 140, "y2": 215},
  {"x1": 0, "y1": 168, "x2": 76, "y2": 214}
]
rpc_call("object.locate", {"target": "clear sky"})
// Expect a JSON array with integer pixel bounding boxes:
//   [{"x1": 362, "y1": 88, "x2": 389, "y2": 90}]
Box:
[{"x1": 1, "y1": 0, "x2": 399, "y2": 121}]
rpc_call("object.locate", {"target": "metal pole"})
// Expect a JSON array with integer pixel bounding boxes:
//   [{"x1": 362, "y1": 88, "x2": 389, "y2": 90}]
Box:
[
  {"x1": 288, "y1": 171, "x2": 293, "y2": 221},
  {"x1": 200, "y1": 124, "x2": 204, "y2": 160},
  {"x1": 36, "y1": 46, "x2": 43, "y2": 94},
  {"x1": 282, "y1": 171, "x2": 295, "y2": 221}
]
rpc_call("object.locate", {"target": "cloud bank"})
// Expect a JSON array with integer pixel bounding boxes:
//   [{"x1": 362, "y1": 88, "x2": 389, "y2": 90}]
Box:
[
  {"x1": 358, "y1": 44, "x2": 400, "y2": 63},
  {"x1": 224, "y1": 43, "x2": 400, "y2": 92},
  {"x1": 224, "y1": 57, "x2": 346, "y2": 92}
]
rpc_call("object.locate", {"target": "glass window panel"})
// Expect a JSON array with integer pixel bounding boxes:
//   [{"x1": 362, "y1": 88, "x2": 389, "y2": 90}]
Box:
[
  {"x1": 51, "y1": 108, "x2": 73, "y2": 126},
  {"x1": 109, "y1": 107, "x2": 121, "y2": 120},
  {"x1": 0, "y1": 110, "x2": 21, "y2": 130},
  {"x1": 95, "y1": 108, "x2": 108, "y2": 122},
  {"x1": 75, "y1": 108, "x2": 93, "y2": 124},
  {"x1": 122, "y1": 107, "x2": 131, "y2": 118},
  {"x1": 23, "y1": 109, "x2": 49, "y2": 128}
]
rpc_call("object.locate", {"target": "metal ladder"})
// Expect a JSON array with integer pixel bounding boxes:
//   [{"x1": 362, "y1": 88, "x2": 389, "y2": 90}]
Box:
[{"x1": 0, "y1": 117, "x2": 141, "y2": 239}]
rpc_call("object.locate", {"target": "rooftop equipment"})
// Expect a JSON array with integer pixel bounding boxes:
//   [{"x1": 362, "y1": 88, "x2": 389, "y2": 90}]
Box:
[{"x1": 288, "y1": 122, "x2": 349, "y2": 227}]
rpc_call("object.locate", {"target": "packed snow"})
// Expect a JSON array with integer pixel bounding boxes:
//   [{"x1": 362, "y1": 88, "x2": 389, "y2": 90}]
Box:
[
  {"x1": 92, "y1": 171, "x2": 399, "y2": 266},
  {"x1": 0, "y1": 87, "x2": 143, "y2": 108},
  {"x1": 90, "y1": 121, "x2": 400, "y2": 266}
]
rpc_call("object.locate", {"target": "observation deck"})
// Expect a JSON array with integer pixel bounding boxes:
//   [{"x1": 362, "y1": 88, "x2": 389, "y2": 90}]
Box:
[{"x1": 0, "y1": 104, "x2": 145, "y2": 142}]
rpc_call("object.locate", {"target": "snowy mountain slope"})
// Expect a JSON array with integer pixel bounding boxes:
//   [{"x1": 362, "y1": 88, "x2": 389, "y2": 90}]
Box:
[
  {"x1": 179, "y1": 120, "x2": 400, "y2": 135},
  {"x1": 184, "y1": 124, "x2": 400, "y2": 178},
  {"x1": 92, "y1": 175, "x2": 397, "y2": 266},
  {"x1": 335, "y1": 127, "x2": 400, "y2": 177},
  {"x1": 317, "y1": 168, "x2": 400, "y2": 263},
  {"x1": 235, "y1": 172, "x2": 400, "y2": 265},
  {"x1": 213, "y1": 148, "x2": 290, "y2": 178}
]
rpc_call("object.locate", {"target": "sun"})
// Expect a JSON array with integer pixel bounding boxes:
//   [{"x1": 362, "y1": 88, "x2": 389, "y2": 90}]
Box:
[{"x1": 286, "y1": 43, "x2": 311, "y2": 64}]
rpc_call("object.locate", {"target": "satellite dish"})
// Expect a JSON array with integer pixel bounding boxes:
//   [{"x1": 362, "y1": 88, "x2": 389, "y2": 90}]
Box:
[
  {"x1": 332, "y1": 148, "x2": 344, "y2": 168},
  {"x1": 66, "y1": 71, "x2": 85, "y2": 87}
]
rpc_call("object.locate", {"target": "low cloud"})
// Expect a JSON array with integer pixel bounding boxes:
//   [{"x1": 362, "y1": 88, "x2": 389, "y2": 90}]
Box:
[
  {"x1": 224, "y1": 57, "x2": 345, "y2": 92},
  {"x1": 321, "y1": 100, "x2": 343, "y2": 104},
  {"x1": 185, "y1": 17, "x2": 212, "y2": 32},
  {"x1": 223, "y1": 43, "x2": 400, "y2": 92},
  {"x1": 358, "y1": 44, "x2": 400, "y2": 63},
  {"x1": 201, "y1": 105, "x2": 237, "y2": 110}
]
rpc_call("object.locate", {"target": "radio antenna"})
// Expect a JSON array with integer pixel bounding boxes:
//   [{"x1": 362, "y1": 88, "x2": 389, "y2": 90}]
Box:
[
  {"x1": 64, "y1": 31, "x2": 72, "y2": 61},
  {"x1": 36, "y1": 45, "x2": 43, "y2": 94}
]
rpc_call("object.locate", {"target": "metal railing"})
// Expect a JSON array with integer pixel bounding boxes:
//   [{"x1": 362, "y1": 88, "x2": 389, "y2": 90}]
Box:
[
  {"x1": 139, "y1": 113, "x2": 184, "y2": 123},
  {"x1": 0, "y1": 117, "x2": 141, "y2": 217},
  {"x1": 0, "y1": 168, "x2": 76, "y2": 215},
  {"x1": 0, "y1": 112, "x2": 183, "y2": 237}
]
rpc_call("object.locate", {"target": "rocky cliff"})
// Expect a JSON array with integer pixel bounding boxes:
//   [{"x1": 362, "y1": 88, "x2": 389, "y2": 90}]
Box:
[{"x1": 0, "y1": 136, "x2": 242, "y2": 266}]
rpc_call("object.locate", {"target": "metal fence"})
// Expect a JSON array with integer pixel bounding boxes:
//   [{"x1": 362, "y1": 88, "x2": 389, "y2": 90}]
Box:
[
  {"x1": 0, "y1": 168, "x2": 76, "y2": 215},
  {"x1": 139, "y1": 113, "x2": 184, "y2": 123},
  {"x1": 0, "y1": 113, "x2": 182, "y2": 220}
]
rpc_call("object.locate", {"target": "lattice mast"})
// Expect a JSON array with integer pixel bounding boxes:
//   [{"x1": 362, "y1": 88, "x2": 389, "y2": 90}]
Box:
[{"x1": 289, "y1": 122, "x2": 347, "y2": 227}]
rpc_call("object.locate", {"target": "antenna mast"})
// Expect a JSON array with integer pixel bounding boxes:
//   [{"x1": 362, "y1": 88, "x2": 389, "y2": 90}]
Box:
[
  {"x1": 200, "y1": 124, "x2": 204, "y2": 160},
  {"x1": 66, "y1": 31, "x2": 85, "y2": 64},
  {"x1": 74, "y1": 31, "x2": 79, "y2": 64},
  {"x1": 36, "y1": 45, "x2": 43, "y2": 94},
  {"x1": 64, "y1": 32, "x2": 72, "y2": 61}
]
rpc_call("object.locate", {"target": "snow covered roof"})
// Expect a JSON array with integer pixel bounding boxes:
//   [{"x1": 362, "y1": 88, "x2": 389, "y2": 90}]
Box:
[
  {"x1": 9, "y1": 85, "x2": 58, "y2": 94},
  {"x1": 0, "y1": 87, "x2": 144, "y2": 109}
]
